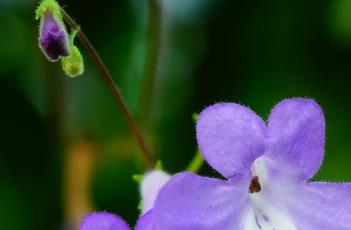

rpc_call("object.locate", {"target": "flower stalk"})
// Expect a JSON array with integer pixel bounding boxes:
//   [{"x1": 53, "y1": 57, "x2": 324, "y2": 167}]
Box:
[{"x1": 186, "y1": 149, "x2": 204, "y2": 173}]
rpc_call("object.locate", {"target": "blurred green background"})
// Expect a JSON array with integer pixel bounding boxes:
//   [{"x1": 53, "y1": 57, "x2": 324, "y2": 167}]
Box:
[{"x1": 1, "y1": 0, "x2": 351, "y2": 229}]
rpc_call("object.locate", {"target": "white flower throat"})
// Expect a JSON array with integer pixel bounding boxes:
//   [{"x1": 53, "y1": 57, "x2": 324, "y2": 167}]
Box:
[{"x1": 242, "y1": 157, "x2": 297, "y2": 230}]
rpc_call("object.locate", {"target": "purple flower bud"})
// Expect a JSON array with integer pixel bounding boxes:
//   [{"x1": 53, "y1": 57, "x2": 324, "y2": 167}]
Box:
[{"x1": 39, "y1": 11, "x2": 70, "y2": 62}]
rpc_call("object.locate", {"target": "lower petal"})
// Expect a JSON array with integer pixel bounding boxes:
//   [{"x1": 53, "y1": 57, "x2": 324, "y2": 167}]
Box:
[
  {"x1": 135, "y1": 210, "x2": 154, "y2": 230},
  {"x1": 284, "y1": 182, "x2": 351, "y2": 229},
  {"x1": 153, "y1": 172, "x2": 249, "y2": 230},
  {"x1": 242, "y1": 192, "x2": 298, "y2": 230}
]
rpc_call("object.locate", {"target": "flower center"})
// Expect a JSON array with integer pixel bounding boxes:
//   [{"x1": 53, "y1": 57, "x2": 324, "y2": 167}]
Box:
[
  {"x1": 248, "y1": 176, "x2": 261, "y2": 193},
  {"x1": 242, "y1": 157, "x2": 297, "y2": 230}
]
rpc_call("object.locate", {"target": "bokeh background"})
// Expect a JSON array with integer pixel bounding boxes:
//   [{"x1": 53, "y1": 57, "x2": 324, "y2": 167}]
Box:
[{"x1": 1, "y1": 0, "x2": 351, "y2": 229}]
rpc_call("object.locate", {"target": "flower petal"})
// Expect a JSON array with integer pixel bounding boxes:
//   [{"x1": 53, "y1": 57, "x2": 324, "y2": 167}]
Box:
[
  {"x1": 80, "y1": 212, "x2": 130, "y2": 230},
  {"x1": 135, "y1": 210, "x2": 154, "y2": 230},
  {"x1": 39, "y1": 11, "x2": 70, "y2": 62},
  {"x1": 267, "y1": 98, "x2": 325, "y2": 180},
  {"x1": 275, "y1": 182, "x2": 351, "y2": 229},
  {"x1": 153, "y1": 172, "x2": 249, "y2": 230},
  {"x1": 196, "y1": 103, "x2": 266, "y2": 178},
  {"x1": 140, "y1": 170, "x2": 170, "y2": 214}
]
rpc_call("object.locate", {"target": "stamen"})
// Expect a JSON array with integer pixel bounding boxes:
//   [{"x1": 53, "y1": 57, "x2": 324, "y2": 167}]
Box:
[{"x1": 249, "y1": 176, "x2": 261, "y2": 193}]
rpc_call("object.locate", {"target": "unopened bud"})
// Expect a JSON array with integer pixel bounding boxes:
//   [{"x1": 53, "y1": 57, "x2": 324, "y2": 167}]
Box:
[
  {"x1": 36, "y1": 0, "x2": 70, "y2": 62},
  {"x1": 62, "y1": 45, "x2": 84, "y2": 77}
]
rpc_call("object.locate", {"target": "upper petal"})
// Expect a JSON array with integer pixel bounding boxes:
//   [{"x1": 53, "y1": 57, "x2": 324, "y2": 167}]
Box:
[
  {"x1": 266, "y1": 98, "x2": 325, "y2": 180},
  {"x1": 80, "y1": 212, "x2": 130, "y2": 230},
  {"x1": 196, "y1": 103, "x2": 266, "y2": 178},
  {"x1": 153, "y1": 172, "x2": 249, "y2": 230}
]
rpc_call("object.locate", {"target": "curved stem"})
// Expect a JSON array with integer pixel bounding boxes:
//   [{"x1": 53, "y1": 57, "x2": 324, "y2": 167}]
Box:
[{"x1": 61, "y1": 9, "x2": 156, "y2": 168}]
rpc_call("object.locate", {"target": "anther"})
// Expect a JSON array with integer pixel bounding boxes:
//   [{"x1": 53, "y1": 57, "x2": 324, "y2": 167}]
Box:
[{"x1": 249, "y1": 176, "x2": 261, "y2": 193}]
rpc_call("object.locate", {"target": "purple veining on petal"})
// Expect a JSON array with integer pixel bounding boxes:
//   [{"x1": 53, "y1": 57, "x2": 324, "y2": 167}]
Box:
[
  {"x1": 39, "y1": 11, "x2": 70, "y2": 62},
  {"x1": 255, "y1": 216, "x2": 262, "y2": 229},
  {"x1": 262, "y1": 214, "x2": 270, "y2": 222}
]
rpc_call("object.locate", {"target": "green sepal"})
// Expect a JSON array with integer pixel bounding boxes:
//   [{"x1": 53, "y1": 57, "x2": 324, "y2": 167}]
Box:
[
  {"x1": 61, "y1": 45, "x2": 84, "y2": 77},
  {"x1": 155, "y1": 160, "x2": 163, "y2": 170},
  {"x1": 132, "y1": 161, "x2": 166, "y2": 184},
  {"x1": 133, "y1": 174, "x2": 144, "y2": 211},
  {"x1": 137, "y1": 201, "x2": 143, "y2": 212},
  {"x1": 192, "y1": 113, "x2": 199, "y2": 123},
  {"x1": 132, "y1": 174, "x2": 143, "y2": 183},
  {"x1": 35, "y1": 0, "x2": 63, "y2": 22}
]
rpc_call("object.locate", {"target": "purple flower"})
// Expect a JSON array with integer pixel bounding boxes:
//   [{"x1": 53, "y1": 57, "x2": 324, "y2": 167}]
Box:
[
  {"x1": 80, "y1": 212, "x2": 130, "y2": 230},
  {"x1": 134, "y1": 170, "x2": 170, "y2": 230},
  {"x1": 140, "y1": 170, "x2": 171, "y2": 214},
  {"x1": 39, "y1": 11, "x2": 70, "y2": 62},
  {"x1": 79, "y1": 212, "x2": 154, "y2": 230},
  {"x1": 152, "y1": 98, "x2": 351, "y2": 229},
  {"x1": 79, "y1": 170, "x2": 170, "y2": 230},
  {"x1": 135, "y1": 210, "x2": 154, "y2": 230}
]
